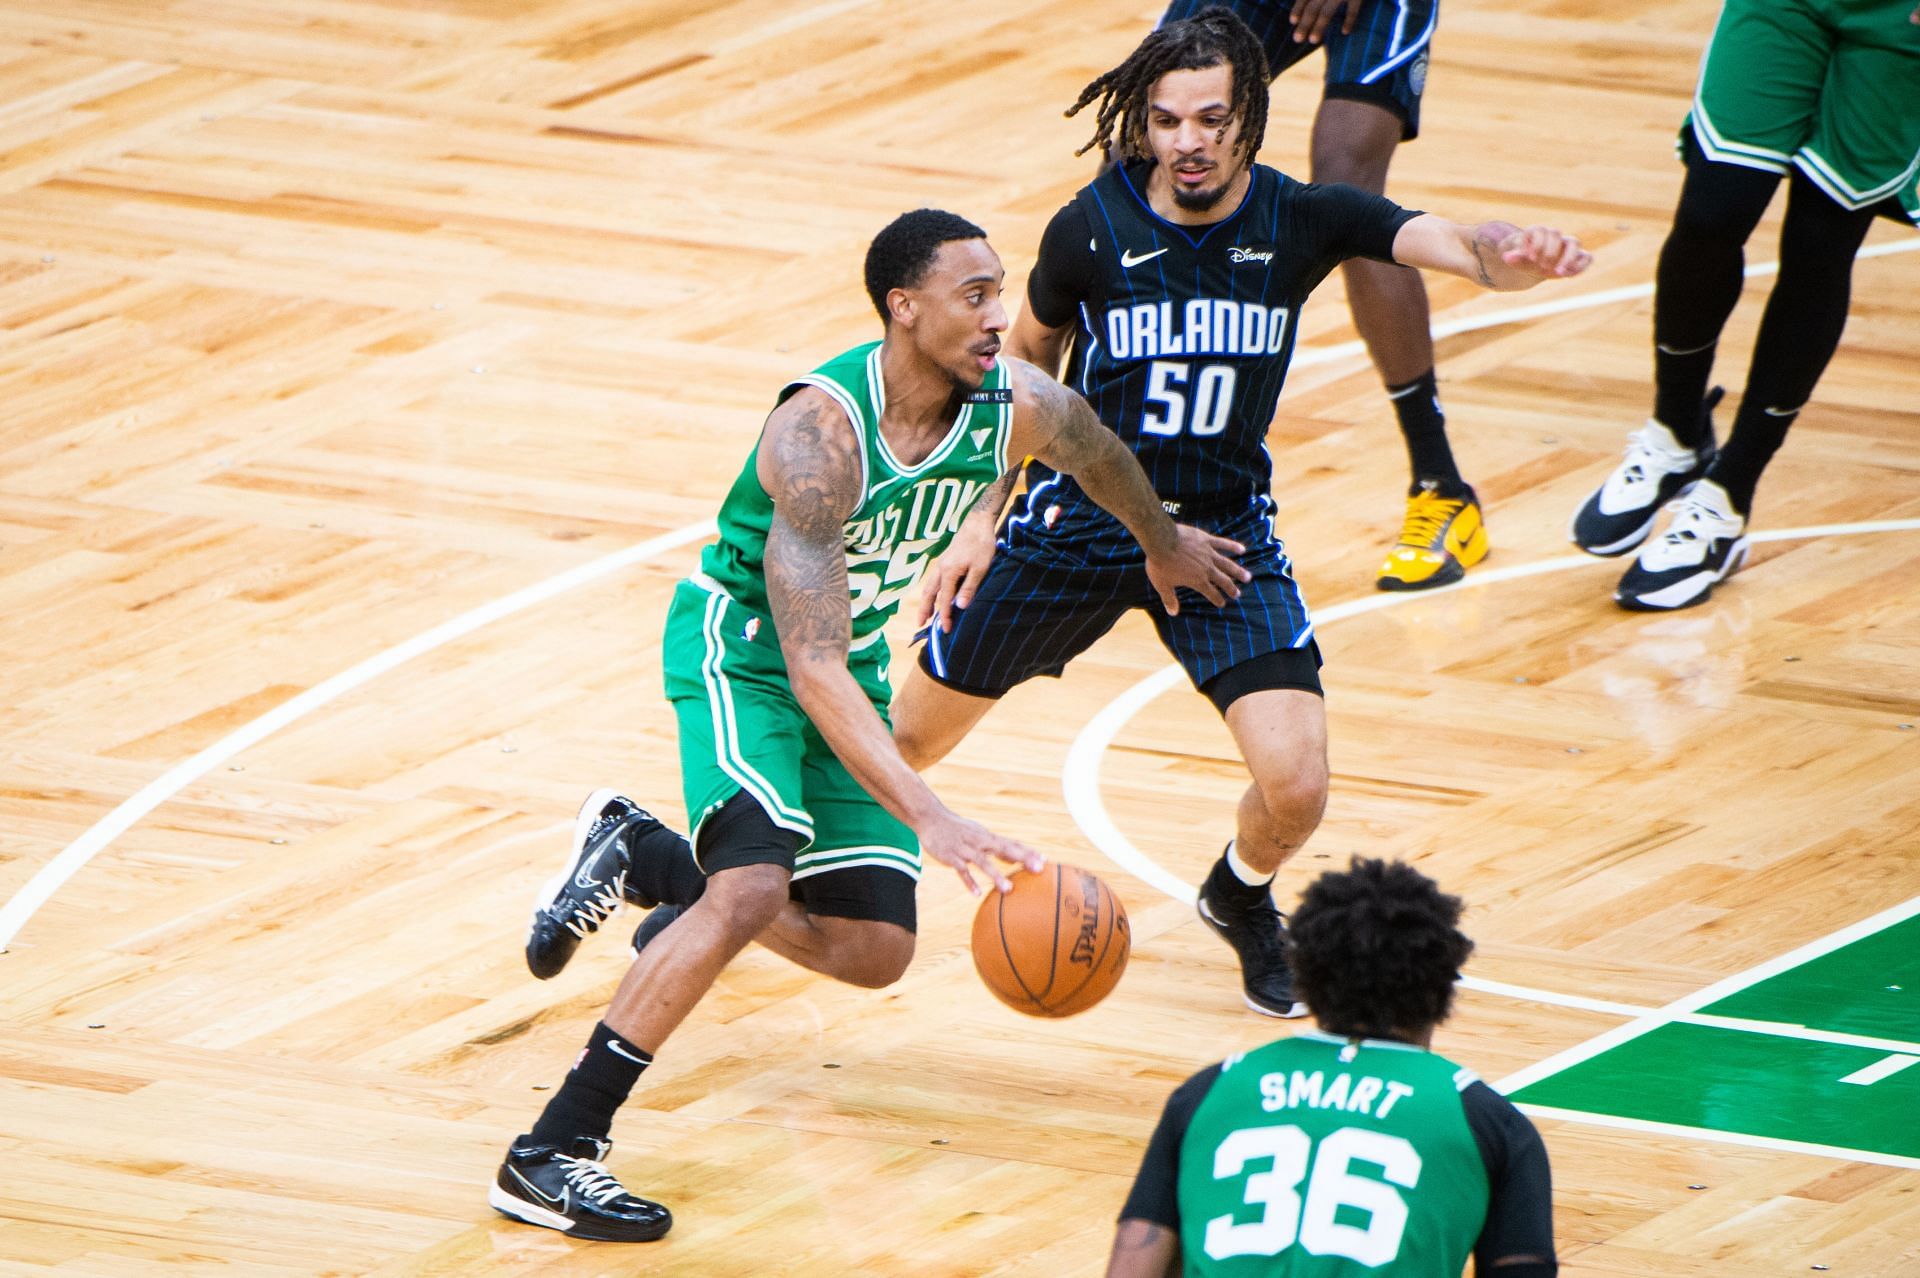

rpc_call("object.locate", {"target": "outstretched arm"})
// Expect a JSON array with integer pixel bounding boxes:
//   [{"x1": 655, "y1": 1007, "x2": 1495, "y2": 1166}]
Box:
[
  {"x1": 758, "y1": 388, "x2": 1037, "y2": 893},
  {"x1": 1392, "y1": 215, "x2": 1592, "y2": 291},
  {"x1": 1005, "y1": 358, "x2": 1249, "y2": 614}
]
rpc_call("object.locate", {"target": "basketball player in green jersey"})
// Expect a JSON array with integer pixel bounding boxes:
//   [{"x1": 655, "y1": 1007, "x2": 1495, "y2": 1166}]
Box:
[
  {"x1": 491, "y1": 209, "x2": 1251, "y2": 1242},
  {"x1": 1108, "y1": 859, "x2": 1556, "y2": 1277}
]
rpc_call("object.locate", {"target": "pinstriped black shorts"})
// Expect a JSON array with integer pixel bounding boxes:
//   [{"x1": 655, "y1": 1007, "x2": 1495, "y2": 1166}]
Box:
[
  {"x1": 915, "y1": 504, "x2": 1321, "y2": 712},
  {"x1": 1161, "y1": 0, "x2": 1438, "y2": 140}
]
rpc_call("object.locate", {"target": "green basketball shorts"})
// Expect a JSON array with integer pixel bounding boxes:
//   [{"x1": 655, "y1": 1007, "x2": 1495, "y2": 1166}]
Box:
[
  {"x1": 1686, "y1": 0, "x2": 1920, "y2": 223},
  {"x1": 660, "y1": 574, "x2": 921, "y2": 888}
]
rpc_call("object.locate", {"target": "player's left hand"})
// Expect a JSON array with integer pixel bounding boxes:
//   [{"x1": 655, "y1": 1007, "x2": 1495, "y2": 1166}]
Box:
[
  {"x1": 1146, "y1": 524, "x2": 1250, "y2": 615},
  {"x1": 1496, "y1": 225, "x2": 1592, "y2": 279},
  {"x1": 1291, "y1": 0, "x2": 1362, "y2": 43}
]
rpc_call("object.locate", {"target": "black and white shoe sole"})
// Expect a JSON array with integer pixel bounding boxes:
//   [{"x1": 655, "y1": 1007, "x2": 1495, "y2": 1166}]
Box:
[
  {"x1": 488, "y1": 1183, "x2": 668, "y2": 1243},
  {"x1": 1616, "y1": 538, "x2": 1750, "y2": 612}
]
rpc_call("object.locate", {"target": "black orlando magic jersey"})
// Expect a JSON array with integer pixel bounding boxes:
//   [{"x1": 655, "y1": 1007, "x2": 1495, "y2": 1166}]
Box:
[{"x1": 1011, "y1": 160, "x2": 1420, "y2": 557}]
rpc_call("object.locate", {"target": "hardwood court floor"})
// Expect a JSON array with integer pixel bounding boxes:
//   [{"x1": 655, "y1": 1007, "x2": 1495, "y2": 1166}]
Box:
[{"x1": 1, "y1": 1, "x2": 1916, "y2": 1274}]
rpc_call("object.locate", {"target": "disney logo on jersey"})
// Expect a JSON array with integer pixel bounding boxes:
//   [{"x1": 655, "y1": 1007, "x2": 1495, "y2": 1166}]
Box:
[{"x1": 1228, "y1": 245, "x2": 1275, "y2": 265}]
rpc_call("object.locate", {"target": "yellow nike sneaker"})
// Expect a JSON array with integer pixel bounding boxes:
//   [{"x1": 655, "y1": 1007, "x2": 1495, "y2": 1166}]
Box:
[{"x1": 1375, "y1": 482, "x2": 1489, "y2": 591}]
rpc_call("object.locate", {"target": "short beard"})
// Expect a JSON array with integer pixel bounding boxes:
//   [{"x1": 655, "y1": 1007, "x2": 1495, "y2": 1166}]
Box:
[{"x1": 1170, "y1": 180, "x2": 1231, "y2": 213}]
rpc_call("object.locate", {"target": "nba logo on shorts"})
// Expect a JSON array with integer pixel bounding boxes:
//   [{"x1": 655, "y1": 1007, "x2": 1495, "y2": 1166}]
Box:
[
  {"x1": 1410, "y1": 53, "x2": 1429, "y2": 95},
  {"x1": 1044, "y1": 504, "x2": 1063, "y2": 529},
  {"x1": 743, "y1": 617, "x2": 761, "y2": 642}
]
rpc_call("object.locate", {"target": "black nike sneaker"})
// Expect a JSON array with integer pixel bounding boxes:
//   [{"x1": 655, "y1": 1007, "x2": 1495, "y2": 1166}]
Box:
[
  {"x1": 525, "y1": 789, "x2": 642, "y2": 980},
  {"x1": 489, "y1": 1134, "x2": 671, "y2": 1242},
  {"x1": 1196, "y1": 871, "x2": 1308, "y2": 1019},
  {"x1": 630, "y1": 904, "x2": 683, "y2": 960}
]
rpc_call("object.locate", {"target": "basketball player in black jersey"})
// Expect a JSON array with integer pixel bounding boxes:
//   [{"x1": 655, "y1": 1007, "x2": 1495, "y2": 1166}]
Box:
[
  {"x1": 890, "y1": 8, "x2": 1590, "y2": 1018},
  {"x1": 1162, "y1": 0, "x2": 1486, "y2": 593}
]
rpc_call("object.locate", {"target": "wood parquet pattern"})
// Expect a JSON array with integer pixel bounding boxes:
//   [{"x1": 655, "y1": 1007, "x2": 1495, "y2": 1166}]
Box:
[{"x1": 2, "y1": 1, "x2": 1916, "y2": 1273}]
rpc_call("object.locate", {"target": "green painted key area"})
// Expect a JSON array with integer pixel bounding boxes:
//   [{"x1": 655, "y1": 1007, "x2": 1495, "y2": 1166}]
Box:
[
  {"x1": 1509, "y1": 915, "x2": 1920, "y2": 1163},
  {"x1": 1701, "y1": 916, "x2": 1919, "y2": 1039},
  {"x1": 1510, "y1": 1022, "x2": 1920, "y2": 1160}
]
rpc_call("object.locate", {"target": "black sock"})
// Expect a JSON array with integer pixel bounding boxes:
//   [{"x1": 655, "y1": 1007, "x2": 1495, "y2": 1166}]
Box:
[
  {"x1": 1708, "y1": 172, "x2": 1875, "y2": 517},
  {"x1": 625, "y1": 818, "x2": 706, "y2": 907},
  {"x1": 1385, "y1": 369, "x2": 1462, "y2": 490},
  {"x1": 1651, "y1": 152, "x2": 1778, "y2": 445},
  {"x1": 528, "y1": 1022, "x2": 652, "y2": 1147},
  {"x1": 1203, "y1": 850, "x2": 1272, "y2": 912}
]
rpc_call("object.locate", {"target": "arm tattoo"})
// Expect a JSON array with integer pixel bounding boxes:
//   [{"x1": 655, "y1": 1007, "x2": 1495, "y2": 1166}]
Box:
[
  {"x1": 1107, "y1": 1220, "x2": 1180, "y2": 1277},
  {"x1": 1011, "y1": 359, "x2": 1175, "y2": 555},
  {"x1": 1015, "y1": 360, "x2": 1108, "y2": 473},
  {"x1": 761, "y1": 396, "x2": 860, "y2": 667},
  {"x1": 964, "y1": 468, "x2": 1017, "y2": 526},
  {"x1": 1469, "y1": 235, "x2": 1496, "y2": 287},
  {"x1": 1112, "y1": 1221, "x2": 1172, "y2": 1253}
]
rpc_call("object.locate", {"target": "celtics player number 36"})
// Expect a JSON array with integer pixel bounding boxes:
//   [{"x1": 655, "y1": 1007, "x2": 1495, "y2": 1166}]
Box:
[{"x1": 1205, "y1": 1122, "x2": 1421, "y2": 1267}]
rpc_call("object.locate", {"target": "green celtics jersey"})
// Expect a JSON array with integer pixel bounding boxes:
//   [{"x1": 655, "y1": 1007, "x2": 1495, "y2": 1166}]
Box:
[
  {"x1": 1175, "y1": 1031, "x2": 1490, "y2": 1276},
  {"x1": 697, "y1": 341, "x2": 1014, "y2": 665}
]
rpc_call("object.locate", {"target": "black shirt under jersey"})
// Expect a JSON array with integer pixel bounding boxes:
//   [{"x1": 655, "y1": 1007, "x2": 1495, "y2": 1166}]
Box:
[
  {"x1": 1119, "y1": 1062, "x2": 1558, "y2": 1278},
  {"x1": 1016, "y1": 160, "x2": 1419, "y2": 544}
]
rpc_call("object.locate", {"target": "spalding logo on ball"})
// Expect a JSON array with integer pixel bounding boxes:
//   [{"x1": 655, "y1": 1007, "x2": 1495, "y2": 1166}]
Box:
[{"x1": 971, "y1": 862, "x2": 1131, "y2": 1017}]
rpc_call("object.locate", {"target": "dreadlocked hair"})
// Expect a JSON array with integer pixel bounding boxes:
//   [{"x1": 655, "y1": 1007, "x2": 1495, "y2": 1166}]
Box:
[
  {"x1": 1065, "y1": 6, "x2": 1270, "y2": 163},
  {"x1": 1287, "y1": 858, "x2": 1475, "y2": 1042}
]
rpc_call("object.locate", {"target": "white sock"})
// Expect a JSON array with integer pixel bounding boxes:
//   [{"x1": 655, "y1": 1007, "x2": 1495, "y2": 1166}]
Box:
[{"x1": 1224, "y1": 840, "x2": 1273, "y2": 888}]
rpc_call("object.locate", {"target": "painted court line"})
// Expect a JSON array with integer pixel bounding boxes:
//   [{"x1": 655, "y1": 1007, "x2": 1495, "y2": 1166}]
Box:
[
  {"x1": 1063, "y1": 520, "x2": 1920, "y2": 1025},
  {"x1": 6, "y1": 240, "x2": 1917, "y2": 957},
  {"x1": 1839, "y1": 1054, "x2": 1919, "y2": 1087},
  {"x1": 1682, "y1": 1013, "x2": 1920, "y2": 1059},
  {"x1": 1492, "y1": 893, "x2": 1920, "y2": 1095},
  {"x1": 1292, "y1": 236, "x2": 1920, "y2": 370},
  {"x1": 1515, "y1": 1105, "x2": 1920, "y2": 1173},
  {"x1": 0, "y1": 519, "x2": 717, "y2": 951},
  {"x1": 1064, "y1": 524, "x2": 1920, "y2": 1167}
]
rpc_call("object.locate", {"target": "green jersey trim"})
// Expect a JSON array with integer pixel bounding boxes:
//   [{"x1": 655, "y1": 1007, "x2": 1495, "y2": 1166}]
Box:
[
  {"x1": 789, "y1": 371, "x2": 871, "y2": 498},
  {"x1": 864, "y1": 345, "x2": 1004, "y2": 483}
]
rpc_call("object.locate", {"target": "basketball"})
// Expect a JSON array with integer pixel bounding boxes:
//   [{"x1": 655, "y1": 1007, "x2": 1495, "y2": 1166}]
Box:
[{"x1": 970, "y1": 862, "x2": 1131, "y2": 1017}]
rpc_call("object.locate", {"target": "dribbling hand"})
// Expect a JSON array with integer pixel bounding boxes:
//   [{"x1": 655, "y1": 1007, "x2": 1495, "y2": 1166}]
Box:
[{"x1": 918, "y1": 810, "x2": 1044, "y2": 897}]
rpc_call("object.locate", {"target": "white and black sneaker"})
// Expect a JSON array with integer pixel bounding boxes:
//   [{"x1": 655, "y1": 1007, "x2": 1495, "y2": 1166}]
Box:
[
  {"x1": 490, "y1": 1134, "x2": 671, "y2": 1242},
  {"x1": 1570, "y1": 389, "x2": 1722, "y2": 557},
  {"x1": 1615, "y1": 480, "x2": 1750, "y2": 611},
  {"x1": 1196, "y1": 873, "x2": 1308, "y2": 1019},
  {"x1": 525, "y1": 789, "x2": 643, "y2": 980}
]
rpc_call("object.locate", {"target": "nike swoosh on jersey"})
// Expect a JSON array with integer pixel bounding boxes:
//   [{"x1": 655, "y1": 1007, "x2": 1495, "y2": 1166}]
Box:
[{"x1": 1120, "y1": 247, "x2": 1169, "y2": 268}]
